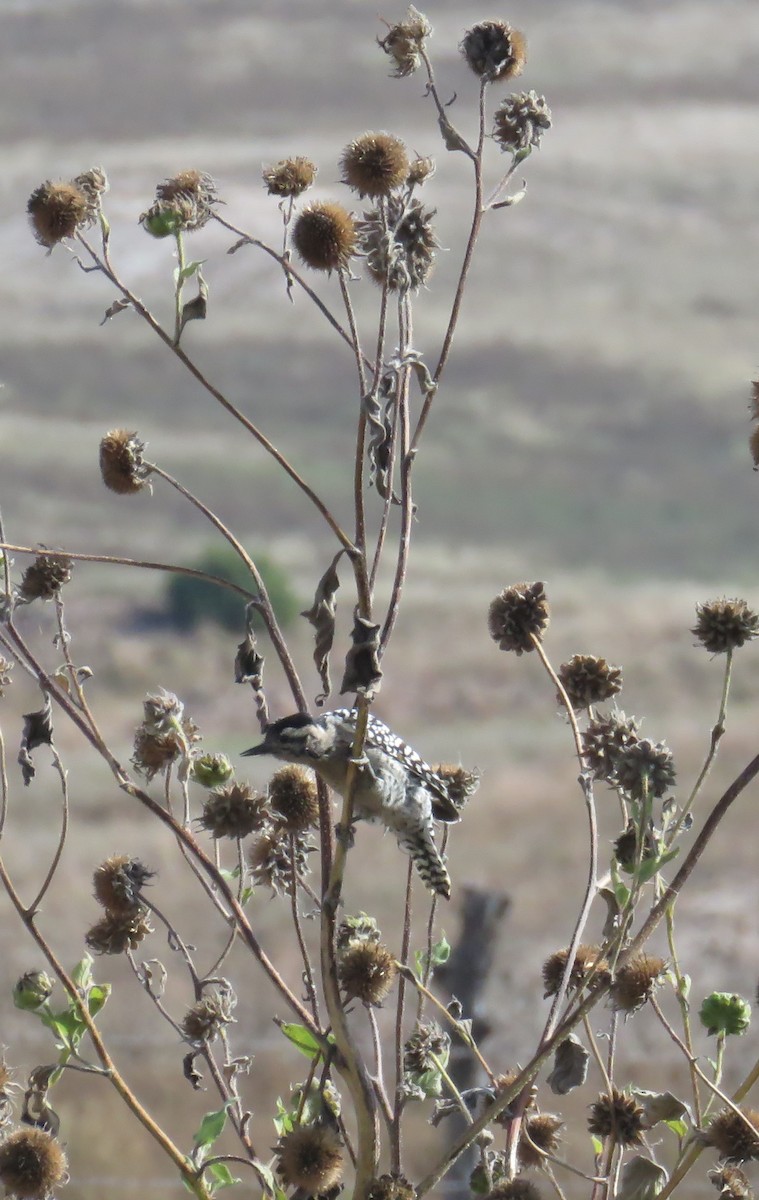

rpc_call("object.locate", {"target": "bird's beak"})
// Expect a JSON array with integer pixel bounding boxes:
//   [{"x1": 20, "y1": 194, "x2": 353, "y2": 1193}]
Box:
[{"x1": 241, "y1": 743, "x2": 267, "y2": 757}]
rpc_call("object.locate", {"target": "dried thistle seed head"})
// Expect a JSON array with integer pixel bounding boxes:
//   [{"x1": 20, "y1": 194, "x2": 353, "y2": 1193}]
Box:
[
  {"x1": 367, "y1": 1172, "x2": 415, "y2": 1200},
  {"x1": 93, "y1": 855, "x2": 154, "y2": 915},
  {"x1": 249, "y1": 826, "x2": 313, "y2": 894},
  {"x1": 338, "y1": 940, "x2": 397, "y2": 1006},
  {"x1": 433, "y1": 763, "x2": 481, "y2": 811},
  {"x1": 190, "y1": 752, "x2": 234, "y2": 789},
  {"x1": 13, "y1": 971, "x2": 53, "y2": 1012},
  {"x1": 27, "y1": 179, "x2": 89, "y2": 247},
  {"x1": 613, "y1": 822, "x2": 657, "y2": 873},
  {"x1": 263, "y1": 156, "x2": 317, "y2": 197},
  {"x1": 140, "y1": 197, "x2": 195, "y2": 238},
  {"x1": 407, "y1": 155, "x2": 435, "y2": 186},
  {"x1": 337, "y1": 912, "x2": 381, "y2": 950},
  {"x1": 542, "y1": 945, "x2": 610, "y2": 998},
  {"x1": 518, "y1": 1113, "x2": 564, "y2": 1169},
  {"x1": 709, "y1": 1165, "x2": 755, "y2": 1199},
  {"x1": 615, "y1": 738, "x2": 676, "y2": 800},
  {"x1": 378, "y1": 6, "x2": 432, "y2": 77},
  {"x1": 341, "y1": 132, "x2": 409, "y2": 198},
  {"x1": 200, "y1": 782, "x2": 268, "y2": 839},
  {"x1": 276, "y1": 1125, "x2": 344, "y2": 1195},
  {"x1": 0, "y1": 657, "x2": 13, "y2": 699},
  {"x1": 132, "y1": 696, "x2": 198, "y2": 779},
  {"x1": 610, "y1": 953, "x2": 666, "y2": 1014},
  {"x1": 700, "y1": 993, "x2": 752, "y2": 1038},
  {"x1": 73, "y1": 165, "x2": 108, "y2": 202},
  {"x1": 143, "y1": 689, "x2": 184, "y2": 730},
  {"x1": 403, "y1": 1021, "x2": 450, "y2": 1074},
  {"x1": 292, "y1": 201, "x2": 356, "y2": 272},
  {"x1": 17, "y1": 553, "x2": 72, "y2": 603},
  {"x1": 153, "y1": 169, "x2": 219, "y2": 230},
  {"x1": 582, "y1": 712, "x2": 640, "y2": 782},
  {"x1": 588, "y1": 1088, "x2": 645, "y2": 1147},
  {"x1": 488, "y1": 582, "x2": 549, "y2": 655},
  {"x1": 358, "y1": 194, "x2": 438, "y2": 292},
  {"x1": 0, "y1": 1127, "x2": 67, "y2": 1199},
  {"x1": 485, "y1": 1180, "x2": 544, "y2": 1200},
  {"x1": 692, "y1": 598, "x2": 759, "y2": 654},
  {"x1": 493, "y1": 91, "x2": 552, "y2": 154},
  {"x1": 704, "y1": 1109, "x2": 759, "y2": 1162},
  {"x1": 268, "y1": 764, "x2": 320, "y2": 833},
  {"x1": 131, "y1": 727, "x2": 181, "y2": 779},
  {"x1": 85, "y1": 908, "x2": 152, "y2": 955},
  {"x1": 558, "y1": 655, "x2": 622, "y2": 710},
  {"x1": 99, "y1": 429, "x2": 150, "y2": 495},
  {"x1": 460, "y1": 21, "x2": 527, "y2": 81},
  {"x1": 181, "y1": 995, "x2": 231, "y2": 1044}
]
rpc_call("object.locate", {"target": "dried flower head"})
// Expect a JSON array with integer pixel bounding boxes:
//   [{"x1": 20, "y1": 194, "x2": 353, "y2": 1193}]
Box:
[
  {"x1": 17, "y1": 554, "x2": 72, "y2": 603},
  {"x1": 276, "y1": 1125, "x2": 344, "y2": 1194},
  {"x1": 378, "y1": 6, "x2": 432, "y2": 77},
  {"x1": 341, "y1": 133, "x2": 409, "y2": 198},
  {"x1": 407, "y1": 156, "x2": 435, "y2": 186},
  {"x1": 486, "y1": 1180, "x2": 544, "y2": 1200},
  {"x1": 582, "y1": 712, "x2": 640, "y2": 782},
  {"x1": 367, "y1": 1172, "x2": 415, "y2": 1200},
  {"x1": 542, "y1": 945, "x2": 609, "y2": 998},
  {"x1": 700, "y1": 992, "x2": 752, "y2": 1038},
  {"x1": 263, "y1": 156, "x2": 317, "y2": 197},
  {"x1": 692, "y1": 598, "x2": 759, "y2": 654},
  {"x1": 403, "y1": 1021, "x2": 450, "y2": 1075},
  {"x1": 494, "y1": 91, "x2": 552, "y2": 154},
  {"x1": 131, "y1": 727, "x2": 181, "y2": 779},
  {"x1": 27, "y1": 179, "x2": 90, "y2": 248},
  {"x1": 488, "y1": 582, "x2": 549, "y2": 654},
  {"x1": 181, "y1": 994, "x2": 232, "y2": 1044},
  {"x1": 611, "y1": 953, "x2": 666, "y2": 1014},
  {"x1": 558, "y1": 655, "x2": 623, "y2": 710},
  {"x1": 268, "y1": 765, "x2": 320, "y2": 833},
  {"x1": 86, "y1": 908, "x2": 152, "y2": 955},
  {"x1": 293, "y1": 201, "x2": 356, "y2": 272},
  {"x1": 461, "y1": 21, "x2": 527, "y2": 81},
  {"x1": 433, "y1": 763, "x2": 481, "y2": 811},
  {"x1": 704, "y1": 1109, "x2": 759, "y2": 1162},
  {"x1": 519, "y1": 1113, "x2": 564, "y2": 1169},
  {"x1": 200, "y1": 782, "x2": 268, "y2": 839},
  {"x1": 0, "y1": 1128, "x2": 67, "y2": 1199},
  {"x1": 615, "y1": 738, "x2": 676, "y2": 800},
  {"x1": 146, "y1": 169, "x2": 219, "y2": 233},
  {"x1": 358, "y1": 194, "x2": 438, "y2": 292},
  {"x1": 492, "y1": 1069, "x2": 534, "y2": 1126},
  {"x1": 0, "y1": 657, "x2": 13, "y2": 699},
  {"x1": 142, "y1": 689, "x2": 184, "y2": 731},
  {"x1": 588, "y1": 1089, "x2": 645, "y2": 1147},
  {"x1": 337, "y1": 913, "x2": 381, "y2": 950},
  {"x1": 249, "y1": 826, "x2": 313, "y2": 894},
  {"x1": 99, "y1": 429, "x2": 151, "y2": 495},
  {"x1": 73, "y1": 165, "x2": 108, "y2": 206},
  {"x1": 190, "y1": 752, "x2": 234, "y2": 789},
  {"x1": 613, "y1": 821, "x2": 657, "y2": 873},
  {"x1": 709, "y1": 1165, "x2": 755, "y2": 1199},
  {"x1": 339, "y1": 940, "x2": 397, "y2": 1006},
  {"x1": 93, "y1": 855, "x2": 154, "y2": 915}
]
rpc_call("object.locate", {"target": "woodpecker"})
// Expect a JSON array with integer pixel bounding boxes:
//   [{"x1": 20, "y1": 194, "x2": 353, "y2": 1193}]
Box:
[{"x1": 242, "y1": 709, "x2": 459, "y2": 897}]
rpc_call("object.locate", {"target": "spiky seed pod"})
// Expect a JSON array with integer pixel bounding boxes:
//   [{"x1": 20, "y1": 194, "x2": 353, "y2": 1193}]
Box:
[
  {"x1": 485, "y1": 1180, "x2": 544, "y2": 1200},
  {"x1": 190, "y1": 752, "x2": 234, "y2": 789},
  {"x1": 249, "y1": 826, "x2": 313, "y2": 894},
  {"x1": 0, "y1": 1128, "x2": 67, "y2": 1199},
  {"x1": 27, "y1": 179, "x2": 89, "y2": 247},
  {"x1": 407, "y1": 156, "x2": 435, "y2": 186},
  {"x1": 17, "y1": 554, "x2": 72, "y2": 603},
  {"x1": 704, "y1": 1109, "x2": 759, "y2": 1162},
  {"x1": 338, "y1": 939, "x2": 397, "y2": 1005},
  {"x1": 588, "y1": 1089, "x2": 645, "y2": 1147},
  {"x1": 85, "y1": 908, "x2": 152, "y2": 955},
  {"x1": 181, "y1": 995, "x2": 230, "y2": 1044},
  {"x1": 293, "y1": 201, "x2": 356, "y2": 272},
  {"x1": 337, "y1": 913, "x2": 381, "y2": 950},
  {"x1": 263, "y1": 157, "x2": 317, "y2": 197},
  {"x1": 341, "y1": 133, "x2": 409, "y2": 198},
  {"x1": 493, "y1": 91, "x2": 552, "y2": 154},
  {"x1": 367, "y1": 1172, "x2": 415, "y2": 1200},
  {"x1": 276, "y1": 1125, "x2": 344, "y2": 1195},
  {"x1": 613, "y1": 821, "x2": 657, "y2": 872},
  {"x1": 750, "y1": 426, "x2": 759, "y2": 469},
  {"x1": 692, "y1": 598, "x2": 759, "y2": 654},
  {"x1": 519, "y1": 1113, "x2": 564, "y2": 1169},
  {"x1": 558, "y1": 655, "x2": 622, "y2": 710},
  {"x1": 358, "y1": 194, "x2": 437, "y2": 292},
  {"x1": 200, "y1": 782, "x2": 268, "y2": 839},
  {"x1": 0, "y1": 657, "x2": 12, "y2": 699},
  {"x1": 615, "y1": 738, "x2": 676, "y2": 800},
  {"x1": 582, "y1": 712, "x2": 640, "y2": 782},
  {"x1": 268, "y1": 764, "x2": 320, "y2": 832},
  {"x1": 93, "y1": 855, "x2": 154, "y2": 915},
  {"x1": 378, "y1": 6, "x2": 432, "y2": 77},
  {"x1": 610, "y1": 953, "x2": 666, "y2": 1014},
  {"x1": 709, "y1": 1165, "x2": 755, "y2": 1198},
  {"x1": 99, "y1": 429, "x2": 150, "y2": 494},
  {"x1": 433, "y1": 763, "x2": 481, "y2": 811},
  {"x1": 154, "y1": 169, "x2": 219, "y2": 230},
  {"x1": 700, "y1": 992, "x2": 752, "y2": 1038},
  {"x1": 488, "y1": 582, "x2": 549, "y2": 655},
  {"x1": 131, "y1": 728, "x2": 181, "y2": 779},
  {"x1": 460, "y1": 21, "x2": 527, "y2": 81},
  {"x1": 542, "y1": 945, "x2": 610, "y2": 998},
  {"x1": 403, "y1": 1021, "x2": 450, "y2": 1074}
]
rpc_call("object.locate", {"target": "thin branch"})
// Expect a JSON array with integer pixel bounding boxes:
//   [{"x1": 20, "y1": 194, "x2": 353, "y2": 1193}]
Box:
[{"x1": 391, "y1": 859, "x2": 414, "y2": 1175}]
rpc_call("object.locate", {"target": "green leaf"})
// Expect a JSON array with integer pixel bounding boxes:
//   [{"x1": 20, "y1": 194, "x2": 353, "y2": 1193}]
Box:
[
  {"x1": 71, "y1": 955, "x2": 94, "y2": 989},
  {"x1": 273, "y1": 1096, "x2": 294, "y2": 1138},
  {"x1": 194, "y1": 1103, "x2": 231, "y2": 1149},
  {"x1": 206, "y1": 1162, "x2": 240, "y2": 1191},
  {"x1": 664, "y1": 1117, "x2": 688, "y2": 1138},
  {"x1": 414, "y1": 934, "x2": 450, "y2": 978},
  {"x1": 279, "y1": 1023, "x2": 322, "y2": 1061},
  {"x1": 174, "y1": 260, "x2": 206, "y2": 285},
  {"x1": 636, "y1": 847, "x2": 679, "y2": 885},
  {"x1": 87, "y1": 983, "x2": 111, "y2": 1018},
  {"x1": 591, "y1": 1135, "x2": 604, "y2": 1156},
  {"x1": 255, "y1": 1161, "x2": 279, "y2": 1198}
]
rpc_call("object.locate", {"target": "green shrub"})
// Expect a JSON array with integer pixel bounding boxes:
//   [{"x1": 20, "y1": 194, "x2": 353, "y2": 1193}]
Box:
[{"x1": 164, "y1": 546, "x2": 299, "y2": 633}]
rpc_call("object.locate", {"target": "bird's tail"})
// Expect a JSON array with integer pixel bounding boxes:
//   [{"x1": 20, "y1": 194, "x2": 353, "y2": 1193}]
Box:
[{"x1": 396, "y1": 825, "x2": 451, "y2": 899}]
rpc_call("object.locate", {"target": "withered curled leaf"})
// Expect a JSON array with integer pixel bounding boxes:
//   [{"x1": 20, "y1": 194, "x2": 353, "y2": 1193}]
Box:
[{"x1": 301, "y1": 551, "x2": 343, "y2": 703}]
